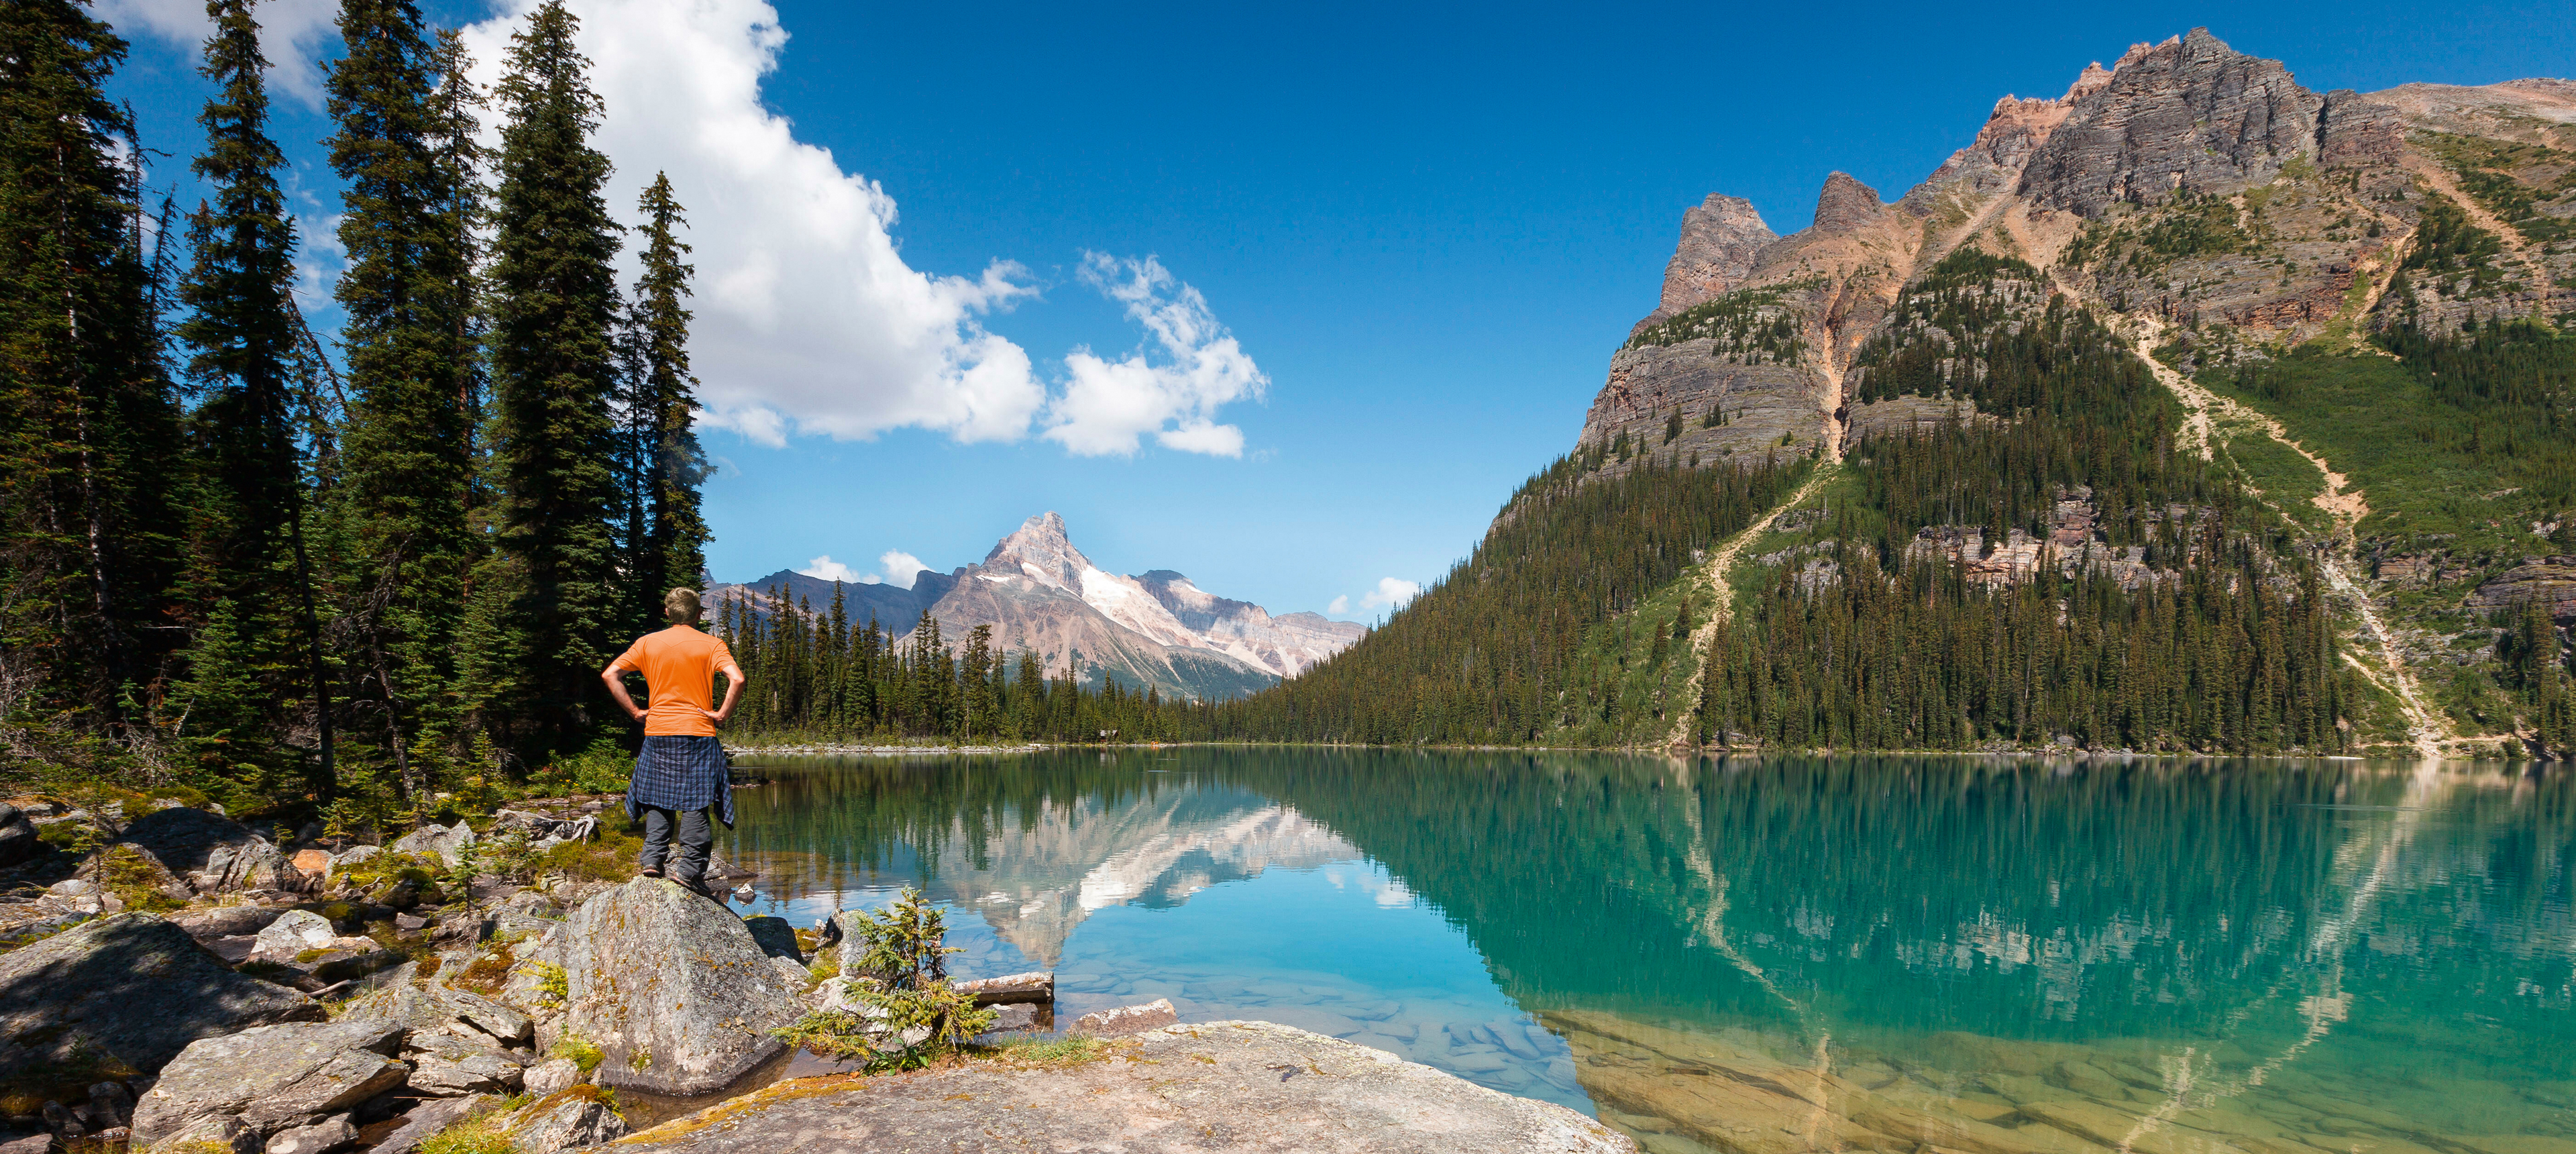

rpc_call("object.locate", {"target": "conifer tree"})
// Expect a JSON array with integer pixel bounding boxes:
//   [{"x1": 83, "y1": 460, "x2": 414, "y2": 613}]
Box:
[
  {"x1": 327, "y1": 0, "x2": 486, "y2": 796},
  {"x1": 0, "y1": 1, "x2": 185, "y2": 719},
  {"x1": 482, "y1": 1, "x2": 624, "y2": 754},
  {"x1": 178, "y1": 0, "x2": 334, "y2": 782},
  {"x1": 628, "y1": 172, "x2": 710, "y2": 617}
]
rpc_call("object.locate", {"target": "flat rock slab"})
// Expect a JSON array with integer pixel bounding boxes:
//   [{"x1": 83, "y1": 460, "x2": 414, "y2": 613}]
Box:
[
  {"x1": 623, "y1": 1020, "x2": 1634, "y2": 1153},
  {"x1": 0, "y1": 913, "x2": 321, "y2": 1085}
]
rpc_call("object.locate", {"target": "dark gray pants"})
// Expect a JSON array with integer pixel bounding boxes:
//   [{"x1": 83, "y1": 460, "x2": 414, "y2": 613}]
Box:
[{"x1": 638, "y1": 806, "x2": 713, "y2": 888}]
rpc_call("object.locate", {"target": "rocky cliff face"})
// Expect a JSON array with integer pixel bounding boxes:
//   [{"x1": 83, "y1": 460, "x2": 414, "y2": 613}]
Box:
[
  {"x1": 1569, "y1": 27, "x2": 2575, "y2": 476},
  {"x1": 707, "y1": 513, "x2": 1364, "y2": 702},
  {"x1": 2017, "y1": 30, "x2": 2326, "y2": 217},
  {"x1": 1630, "y1": 195, "x2": 1777, "y2": 337}
]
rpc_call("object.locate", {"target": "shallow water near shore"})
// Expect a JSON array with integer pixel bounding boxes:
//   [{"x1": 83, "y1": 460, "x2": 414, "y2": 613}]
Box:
[{"x1": 715, "y1": 749, "x2": 2575, "y2": 1153}]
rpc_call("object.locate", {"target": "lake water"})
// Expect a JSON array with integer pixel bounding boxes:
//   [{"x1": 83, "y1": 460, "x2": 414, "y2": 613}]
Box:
[{"x1": 716, "y1": 749, "x2": 2576, "y2": 1154}]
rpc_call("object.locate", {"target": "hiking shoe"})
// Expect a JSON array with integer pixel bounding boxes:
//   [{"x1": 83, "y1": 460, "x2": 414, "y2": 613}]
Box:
[
  {"x1": 676, "y1": 876, "x2": 716, "y2": 899},
  {"x1": 639, "y1": 867, "x2": 663, "y2": 880}
]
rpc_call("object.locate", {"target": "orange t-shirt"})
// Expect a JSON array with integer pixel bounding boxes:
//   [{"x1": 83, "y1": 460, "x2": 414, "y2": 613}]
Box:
[{"x1": 608, "y1": 626, "x2": 738, "y2": 737}]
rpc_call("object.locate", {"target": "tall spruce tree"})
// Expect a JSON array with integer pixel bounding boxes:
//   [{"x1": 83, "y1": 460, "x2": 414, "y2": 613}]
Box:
[
  {"x1": 483, "y1": 1, "x2": 624, "y2": 755},
  {"x1": 176, "y1": 0, "x2": 334, "y2": 783},
  {"x1": 627, "y1": 172, "x2": 709, "y2": 621},
  {"x1": 0, "y1": 1, "x2": 185, "y2": 721},
  {"x1": 327, "y1": 0, "x2": 486, "y2": 798}
]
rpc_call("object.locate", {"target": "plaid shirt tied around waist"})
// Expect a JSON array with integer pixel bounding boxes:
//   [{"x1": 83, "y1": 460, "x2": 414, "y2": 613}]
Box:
[{"x1": 625, "y1": 734, "x2": 735, "y2": 827}]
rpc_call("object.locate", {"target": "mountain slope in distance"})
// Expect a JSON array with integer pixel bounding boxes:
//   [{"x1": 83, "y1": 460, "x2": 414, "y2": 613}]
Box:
[{"x1": 708, "y1": 513, "x2": 1363, "y2": 703}]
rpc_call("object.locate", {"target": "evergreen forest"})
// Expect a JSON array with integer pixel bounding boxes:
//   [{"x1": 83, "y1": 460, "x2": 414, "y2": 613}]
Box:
[{"x1": 0, "y1": 0, "x2": 1206, "y2": 833}]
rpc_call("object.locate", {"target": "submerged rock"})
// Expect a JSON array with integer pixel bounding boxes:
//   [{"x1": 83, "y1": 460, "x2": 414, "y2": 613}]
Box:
[
  {"x1": 618, "y1": 1020, "x2": 1631, "y2": 1153},
  {"x1": 954, "y1": 970, "x2": 1052, "y2": 1006},
  {"x1": 0, "y1": 914, "x2": 322, "y2": 1088},
  {"x1": 1069, "y1": 998, "x2": 1176, "y2": 1036},
  {"x1": 560, "y1": 878, "x2": 801, "y2": 1096}
]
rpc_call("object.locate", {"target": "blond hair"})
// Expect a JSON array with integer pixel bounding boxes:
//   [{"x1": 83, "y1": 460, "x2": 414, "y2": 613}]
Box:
[{"x1": 664, "y1": 587, "x2": 703, "y2": 626}]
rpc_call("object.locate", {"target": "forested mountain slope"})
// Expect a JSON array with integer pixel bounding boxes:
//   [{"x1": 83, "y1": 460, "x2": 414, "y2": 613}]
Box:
[{"x1": 1216, "y1": 30, "x2": 2573, "y2": 757}]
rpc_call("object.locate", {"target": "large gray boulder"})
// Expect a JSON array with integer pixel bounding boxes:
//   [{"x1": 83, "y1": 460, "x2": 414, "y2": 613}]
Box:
[
  {"x1": 115, "y1": 807, "x2": 296, "y2": 893},
  {"x1": 172, "y1": 904, "x2": 286, "y2": 940},
  {"x1": 0, "y1": 914, "x2": 322, "y2": 1086},
  {"x1": 504, "y1": 1092, "x2": 627, "y2": 1154},
  {"x1": 561, "y1": 878, "x2": 801, "y2": 1096},
  {"x1": 129, "y1": 1020, "x2": 407, "y2": 1147},
  {"x1": 389, "y1": 823, "x2": 474, "y2": 868},
  {"x1": 324, "y1": 844, "x2": 382, "y2": 882},
  {"x1": 404, "y1": 1031, "x2": 527, "y2": 1097},
  {"x1": 262, "y1": 1114, "x2": 354, "y2": 1154},
  {"x1": 145, "y1": 1113, "x2": 260, "y2": 1154},
  {"x1": 370, "y1": 1096, "x2": 498, "y2": 1154},
  {"x1": 250, "y1": 910, "x2": 338, "y2": 959},
  {"x1": 339, "y1": 964, "x2": 533, "y2": 1046}
]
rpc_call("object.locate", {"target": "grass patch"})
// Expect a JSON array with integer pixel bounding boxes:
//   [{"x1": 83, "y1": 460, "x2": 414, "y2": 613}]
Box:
[
  {"x1": 417, "y1": 1109, "x2": 513, "y2": 1154},
  {"x1": 2213, "y1": 423, "x2": 2332, "y2": 535},
  {"x1": 449, "y1": 935, "x2": 525, "y2": 998},
  {"x1": 2203, "y1": 352, "x2": 2535, "y2": 555},
  {"x1": 534, "y1": 820, "x2": 646, "y2": 884},
  {"x1": 981, "y1": 1033, "x2": 1117, "y2": 1068},
  {"x1": 97, "y1": 845, "x2": 183, "y2": 913},
  {"x1": 548, "y1": 1033, "x2": 602, "y2": 1072}
]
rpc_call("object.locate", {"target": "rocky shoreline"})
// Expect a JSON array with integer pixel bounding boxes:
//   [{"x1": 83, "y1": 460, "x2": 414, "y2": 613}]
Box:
[{"x1": 0, "y1": 794, "x2": 1624, "y2": 1154}]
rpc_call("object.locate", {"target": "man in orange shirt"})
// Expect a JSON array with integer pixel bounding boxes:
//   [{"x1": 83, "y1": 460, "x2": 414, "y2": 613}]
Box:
[{"x1": 601, "y1": 588, "x2": 747, "y2": 898}]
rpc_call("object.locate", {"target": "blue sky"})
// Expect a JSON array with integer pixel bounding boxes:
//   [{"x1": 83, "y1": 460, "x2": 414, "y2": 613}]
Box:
[{"x1": 99, "y1": 0, "x2": 2576, "y2": 620}]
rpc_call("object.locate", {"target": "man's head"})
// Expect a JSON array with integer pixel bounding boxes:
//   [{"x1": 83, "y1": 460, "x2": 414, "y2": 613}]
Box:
[{"x1": 664, "y1": 587, "x2": 702, "y2": 627}]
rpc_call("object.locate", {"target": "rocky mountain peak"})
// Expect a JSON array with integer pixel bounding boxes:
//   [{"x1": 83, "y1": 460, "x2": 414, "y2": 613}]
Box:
[
  {"x1": 1632, "y1": 194, "x2": 1778, "y2": 335},
  {"x1": 1811, "y1": 172, "x2": 1887, "y2": 233},
  {"x1": 2020, "y1": 27, "x2": 2325, "y2": 217},
  {"x1": 2063, "y1": 62, "x2": 2115, "y2": 103},
  {"x1": 983, "y1": 511, "x2": 1091, "y2": 590}
]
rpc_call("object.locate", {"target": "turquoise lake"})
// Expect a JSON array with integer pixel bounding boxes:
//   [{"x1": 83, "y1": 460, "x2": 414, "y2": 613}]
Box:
[{"x1": 716, "y1": 749, "x2": 2576, "y2": 1154}]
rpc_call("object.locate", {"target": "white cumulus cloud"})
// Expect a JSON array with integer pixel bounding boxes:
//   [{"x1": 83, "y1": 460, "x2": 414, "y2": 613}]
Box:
[
  {"x1": 1047, "y1": 253, "x2": 1268, "y2": 458},
  {"x1": 118, "y1": 0, "x2": 1269, "y2": 457},
  {"x1": 869, "y1": 550, "x2": 928, "y2": 589},
  {"x1": 1360, "y1": 578, "x2": 1420, "y2": 611},
  {"x1": 796, "y1": 555, "x2": 860, "y2": 583},
  {"x1": 101, "y1": 0, "x2": 343, "y2": 107},
  {"x1": 796, "y1": 549, "x2": 927, "y2": 588},
  {"x1": 1326, "y1": 594, "x2": 1350, "y2": 615},
  {"x1": 460, "y1": 0, "x2": 1046, "y2": 450}
]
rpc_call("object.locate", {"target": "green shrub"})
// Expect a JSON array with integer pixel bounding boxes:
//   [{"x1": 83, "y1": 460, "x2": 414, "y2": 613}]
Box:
[
  {"x1": 525, "y1": 736, "x2": 631, "y2": 796},
  {"x1": 773, "y1": 888, "x2": 995, "y2": 1071}
]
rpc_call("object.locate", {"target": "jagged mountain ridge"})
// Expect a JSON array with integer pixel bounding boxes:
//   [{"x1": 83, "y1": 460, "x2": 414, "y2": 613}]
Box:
[
  {"x1": 708, "y1": 513, "x2": 1364, "y2": 702},
  {"x1": 1574, "y1": 28, "x2": 2573, "y2": 478}
]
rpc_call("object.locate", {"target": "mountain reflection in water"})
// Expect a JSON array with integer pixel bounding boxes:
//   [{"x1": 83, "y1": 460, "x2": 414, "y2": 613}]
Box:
[{"x1": 720, "y1": 750, "x2": 2576, "y2": 1153}]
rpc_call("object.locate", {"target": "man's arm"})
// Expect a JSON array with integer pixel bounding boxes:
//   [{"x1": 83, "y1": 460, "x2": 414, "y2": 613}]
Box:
[
  {"x1": 708, "y1": 662, "x2": 745, "y2": 726},
  {"x1": 600, "y1": 660, "x2": 647, "y2": 723}
]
